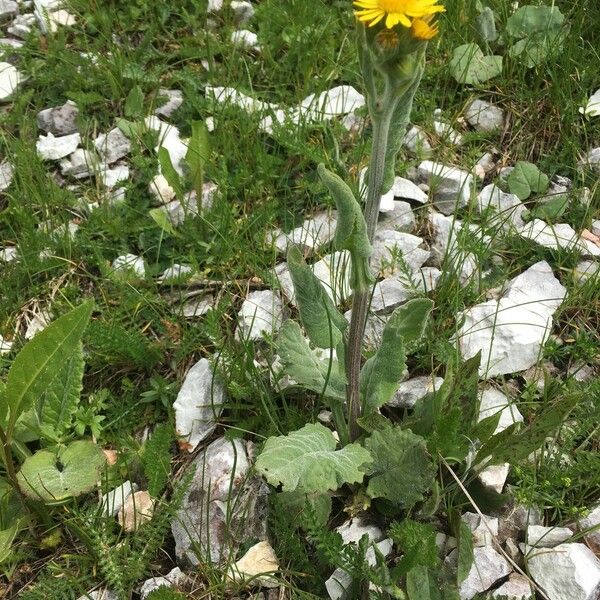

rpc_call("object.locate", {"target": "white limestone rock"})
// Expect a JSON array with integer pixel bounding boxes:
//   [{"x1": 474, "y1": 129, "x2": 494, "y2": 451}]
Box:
[
  {"x1": 428, "y1": 212, "x2": 479, "y2": 283},
  {"x1": 230, "y1": 0, "x2": 255, "y2": 24},
  {"x1": 99, "y1": 164, "x2": 129, "y2": 189},
  {"x1": 140, "y1": 567, "x2": 186, "y2": 599},
  {"x1": 478, "y1": 463, "x2": 510, "y2": 494},
  {"x1": 581, "y1": 147, "x2": 600, "y2": 173},
  {"x1": 145, "y1": 116, "x2": 188, "y2": 176},
  {"x1": 171, "y1": 437, "x2": 268, "y2": 565},
  {"x1": 403, "y1": 125, "x2": 432, "y2": 157},
  {"x1": 465, "y1": 99, "x2": 505, "y2": 132},
  {"x1": 101, "y1": 481, "x2": 138, "y2": 517},
  {"x1": 578, "y1": 503, "x2": 600, "y2": 553},
  {"x1": 579, "y1": 88, "x2": 600, "y2": 118},
  {"x1": 446, "y1": 546, "x2": 511, "y2": 600},
  {"x1": 154, "y1": 88, "x2": 183, "y2": 118},
  {"x1": 527, "y1": 525, "x2": 573, "y2": 548},
  {"x1": 112, "y1": 253, "x2": 145, "y2": 278},
  {"x1": 461, "y1": 511, "x2": 499, "y2": 547},
  {"x1": 418, "y1": 160, "x2": 473, "y2": 215},
  {"x1": 0, "y1": 334, "x2": 12, "y2": 355},
  {"x1": 95, "y1": 127, "x2": 131, "y2": 164},
  {"x1": 475, "y1": 152, "x2": 496, "y2": 178},
  {"x1": 236, "y1": 290, "x2": 284, "y2": 341},
  {"x1": 478, "y1": 388, "x2": 524, "y2": 434},
  {"x1": 149, "y1": 173, "x2": 177, "y2": 204},
  {"x1": 0, "y1": 0, "x2": 18, "y2": 21},
  {"x1": 388, "y1": 375, "x2": 444, "y2": 408},
  {"x1": 369, "y1": 278, "x2": 412, "y2": 314},
  {"x1": 433, "y1": 116, "x2": 464, "y2": 146},
  {"x1": 269, "y1": 210, "x2": 337, "y2": 254},
  {"x1": 336, "y1": 517, "x2": 383, "y2": 545},
  {"x1": 297, "y1": 85, "x2": 365, "y2": 123},
  {"x1": 0, "y1": 246, "x2": 17, "y2": 262},
  {"x1": 526, "y1": 543, "x2": 600, "y2": 600},
  {"x1": 0, "y1": 160, "x2": 13, "y2": 191},
  {"x1": 228, "y1": 540, "x2": 279, "y2": 588},
  {"x1": 37, "y1": 101, "x2": 79, "y2": 135},
  {"x1": 173, "y1": 358, "x2": 225, "y2": 452},
  {"x1": 36, "y1": 132, "x2": 80, "y2": 160},
  {"x1": 377, "y1": 200, "x2": 416, "y2": 233},
  {"x1": 230, "y1": 29, "x2": 260, "y2": 51},
  {"x1": 0, "y1": 61, "x2": 21, "y2": 101},
  {"x1": 491, "y1": 573, "x2": 533, "y2": 599},
  {"x1": 59, "y1": 148, "x2": 97, "y2": 178},
  {"x1": 457, "y1": 261, "x2": 567, "y2": 377},
  {"x1": 371, "y1": 230, "x2": 429, "y2": 277},
  {"x1": 207, "y1": 0, "x2": 223, "y2": 10},
  {"x1": 7, "y1": 13, "x2": 34, "y2": 38},
  {"x1": 180, "y1": 296, "x2": 215, "y2": 319},
  {"x1": 418, "y1": 266, "x2": 442, "y2": 291},
  {"x1": 158, "y1": 264, "x2": 193, "y2": 283},
  {"x1": 359, "y1": 166, "x2": 395, "y2": 212},
  {"x1": 391, "y1": 176, "x2": 428, "y2": 204},
  {"x1": 518, "y1": 219, "x2": 600, "y2": 258},
  {"x1": 76, "y1": 590, "x2": 118, "y2": 600},
  {"x1": 477, "y1": 184, "x2": 525, "y2": 230},
  {"x1": 573, "y1": 260, "x2": 600, "y2": 283}
]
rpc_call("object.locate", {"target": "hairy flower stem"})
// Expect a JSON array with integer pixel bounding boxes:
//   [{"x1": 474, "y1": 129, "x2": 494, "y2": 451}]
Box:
[{"x1": 346, "y1": 92, "x2": 397, "y2": 442}]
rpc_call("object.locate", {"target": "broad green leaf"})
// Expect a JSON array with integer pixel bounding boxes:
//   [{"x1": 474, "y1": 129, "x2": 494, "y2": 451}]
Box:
[
  {"x1": 149, "y1": 207, "x2": 181, "y2": 237},
  {"x1": 475, "y1": 7, "x2": 498, "y2": 43},
  {"x1": 255, "y1": 423, "x2": 372, "y2": 493},
  {"x1": 274, "y1": 491, "x2": 332, "y2": 530},
  {"x1": 508, "y1": 29, "x2": 564, "y2": 68},
  {"x1": 116, "y1": 118, "x2": 146, "y2": 138},
  {"x1": 17, "y1": 440, "x2": 106, "y2": 503},
  {"x1": 41, "y1": 344, "x2": 84, "y2": 436},
  {"x1": 365, "y1": 427, "x2": 435, "y2": 508},
  {"x1": 185, "y1": 120, "x2": 210, "y2": 200},
  {"x1": 360, "y1": 299, "x2": 433, "y2": 413},
  {"x1": 407, "y1": 566, "x2": 442, "y2": 600},
  {"x1": 125, "y1": 85, "x2": 144, "y2": 118},
  {"x1": 0, "y1": 521, "x2": 19, "y2": 564},
  {"x1": 506, "y1": 5, "x2": 564, "y2": 38},
  {"x1": 506, "y1": 161, "x2": 549, "y2": 200},
  {"x1": 158, "y1": 147, "x2": 184, "y2": 200},
  {"x1": 3, "y1": 302, "x2": 93, "y2": 432},
  {"x1": 524, "y1": 193, "x2": 569, "y2": 223},
  {"x1": 457, "y1": 521, "x2": 474, "y2": 585},
  {"x1": 287, "y1": 246, "x2": 347, "y2": 349},
  {"x1": 449, "y1": 44, "x2": 502, "y2": 85},
  {"x1": 277, "y1": 320, "x2": 346, "y2": 401}
]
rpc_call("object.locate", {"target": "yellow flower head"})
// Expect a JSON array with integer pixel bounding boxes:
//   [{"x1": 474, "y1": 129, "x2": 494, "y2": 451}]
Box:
[
  {"x1": 354, "y1": 0, "x2": 445, "y2": 30},
  {"x1": 411, "y1": 15, "x2": 439, "y2": 40}
]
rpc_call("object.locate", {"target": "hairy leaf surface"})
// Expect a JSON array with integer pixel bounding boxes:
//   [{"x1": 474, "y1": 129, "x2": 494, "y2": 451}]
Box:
[
  {"x1": 366, "y1": 427, "x2": 435, "y2": 508},
  {"x1": 256, "y1": 423, "x2": 372, "y2": 493}
]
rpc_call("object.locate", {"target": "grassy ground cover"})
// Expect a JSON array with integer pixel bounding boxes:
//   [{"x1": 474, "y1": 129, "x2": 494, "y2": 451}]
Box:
[{"x1": 0, "y1": 0, "x2": 599, "y2": 597}]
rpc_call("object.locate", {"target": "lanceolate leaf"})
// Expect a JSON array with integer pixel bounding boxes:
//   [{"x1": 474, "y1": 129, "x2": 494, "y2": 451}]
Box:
[
  {"x1": 0, "y1": 521, "x2": 19, "y2": 564},
  {"x1": 255, "y1": 423, "x2": 372, "y2": 493},
  {"x1": 457, "y1": 521, "x2": 474, "y2": 585},
  {"x1": 41, "y1": 344, "x2": 84, "y2": 437},
  {"x1": 365, "y1": 427, "x2": 435, "y2": 508},
  {"x1": 186, "y1": 120, "x2": 210, "y2": 200},
  {"x1": 407, "y1": 566, "x2": 442, "y2": 600},
  {"x1": 278, "y1": 320, "x2": 346, "y2": 401},
  {"x1": 360, "y1": 299, "x2": 433, "y2": 413},
  {"x1": 3, "y1": 302, "x2": 93, "y2": 433},
  {"x1": 287, "y1": 246, "x2": 347, "y2": 349},
  {"x1": 317, "y1": 164, "x2": 371, "y2": 260},
  {"x1": 17, "y1": 440, "x2": 106, "y2": 503},
  {"x1": 158, "y1": 147, "x2": 184, "y2": 200}
]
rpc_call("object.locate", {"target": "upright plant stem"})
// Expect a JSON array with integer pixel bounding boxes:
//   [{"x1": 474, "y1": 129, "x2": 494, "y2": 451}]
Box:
[{"x1": 346, "y1": 90, "x2": 397, "y2": 441}]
